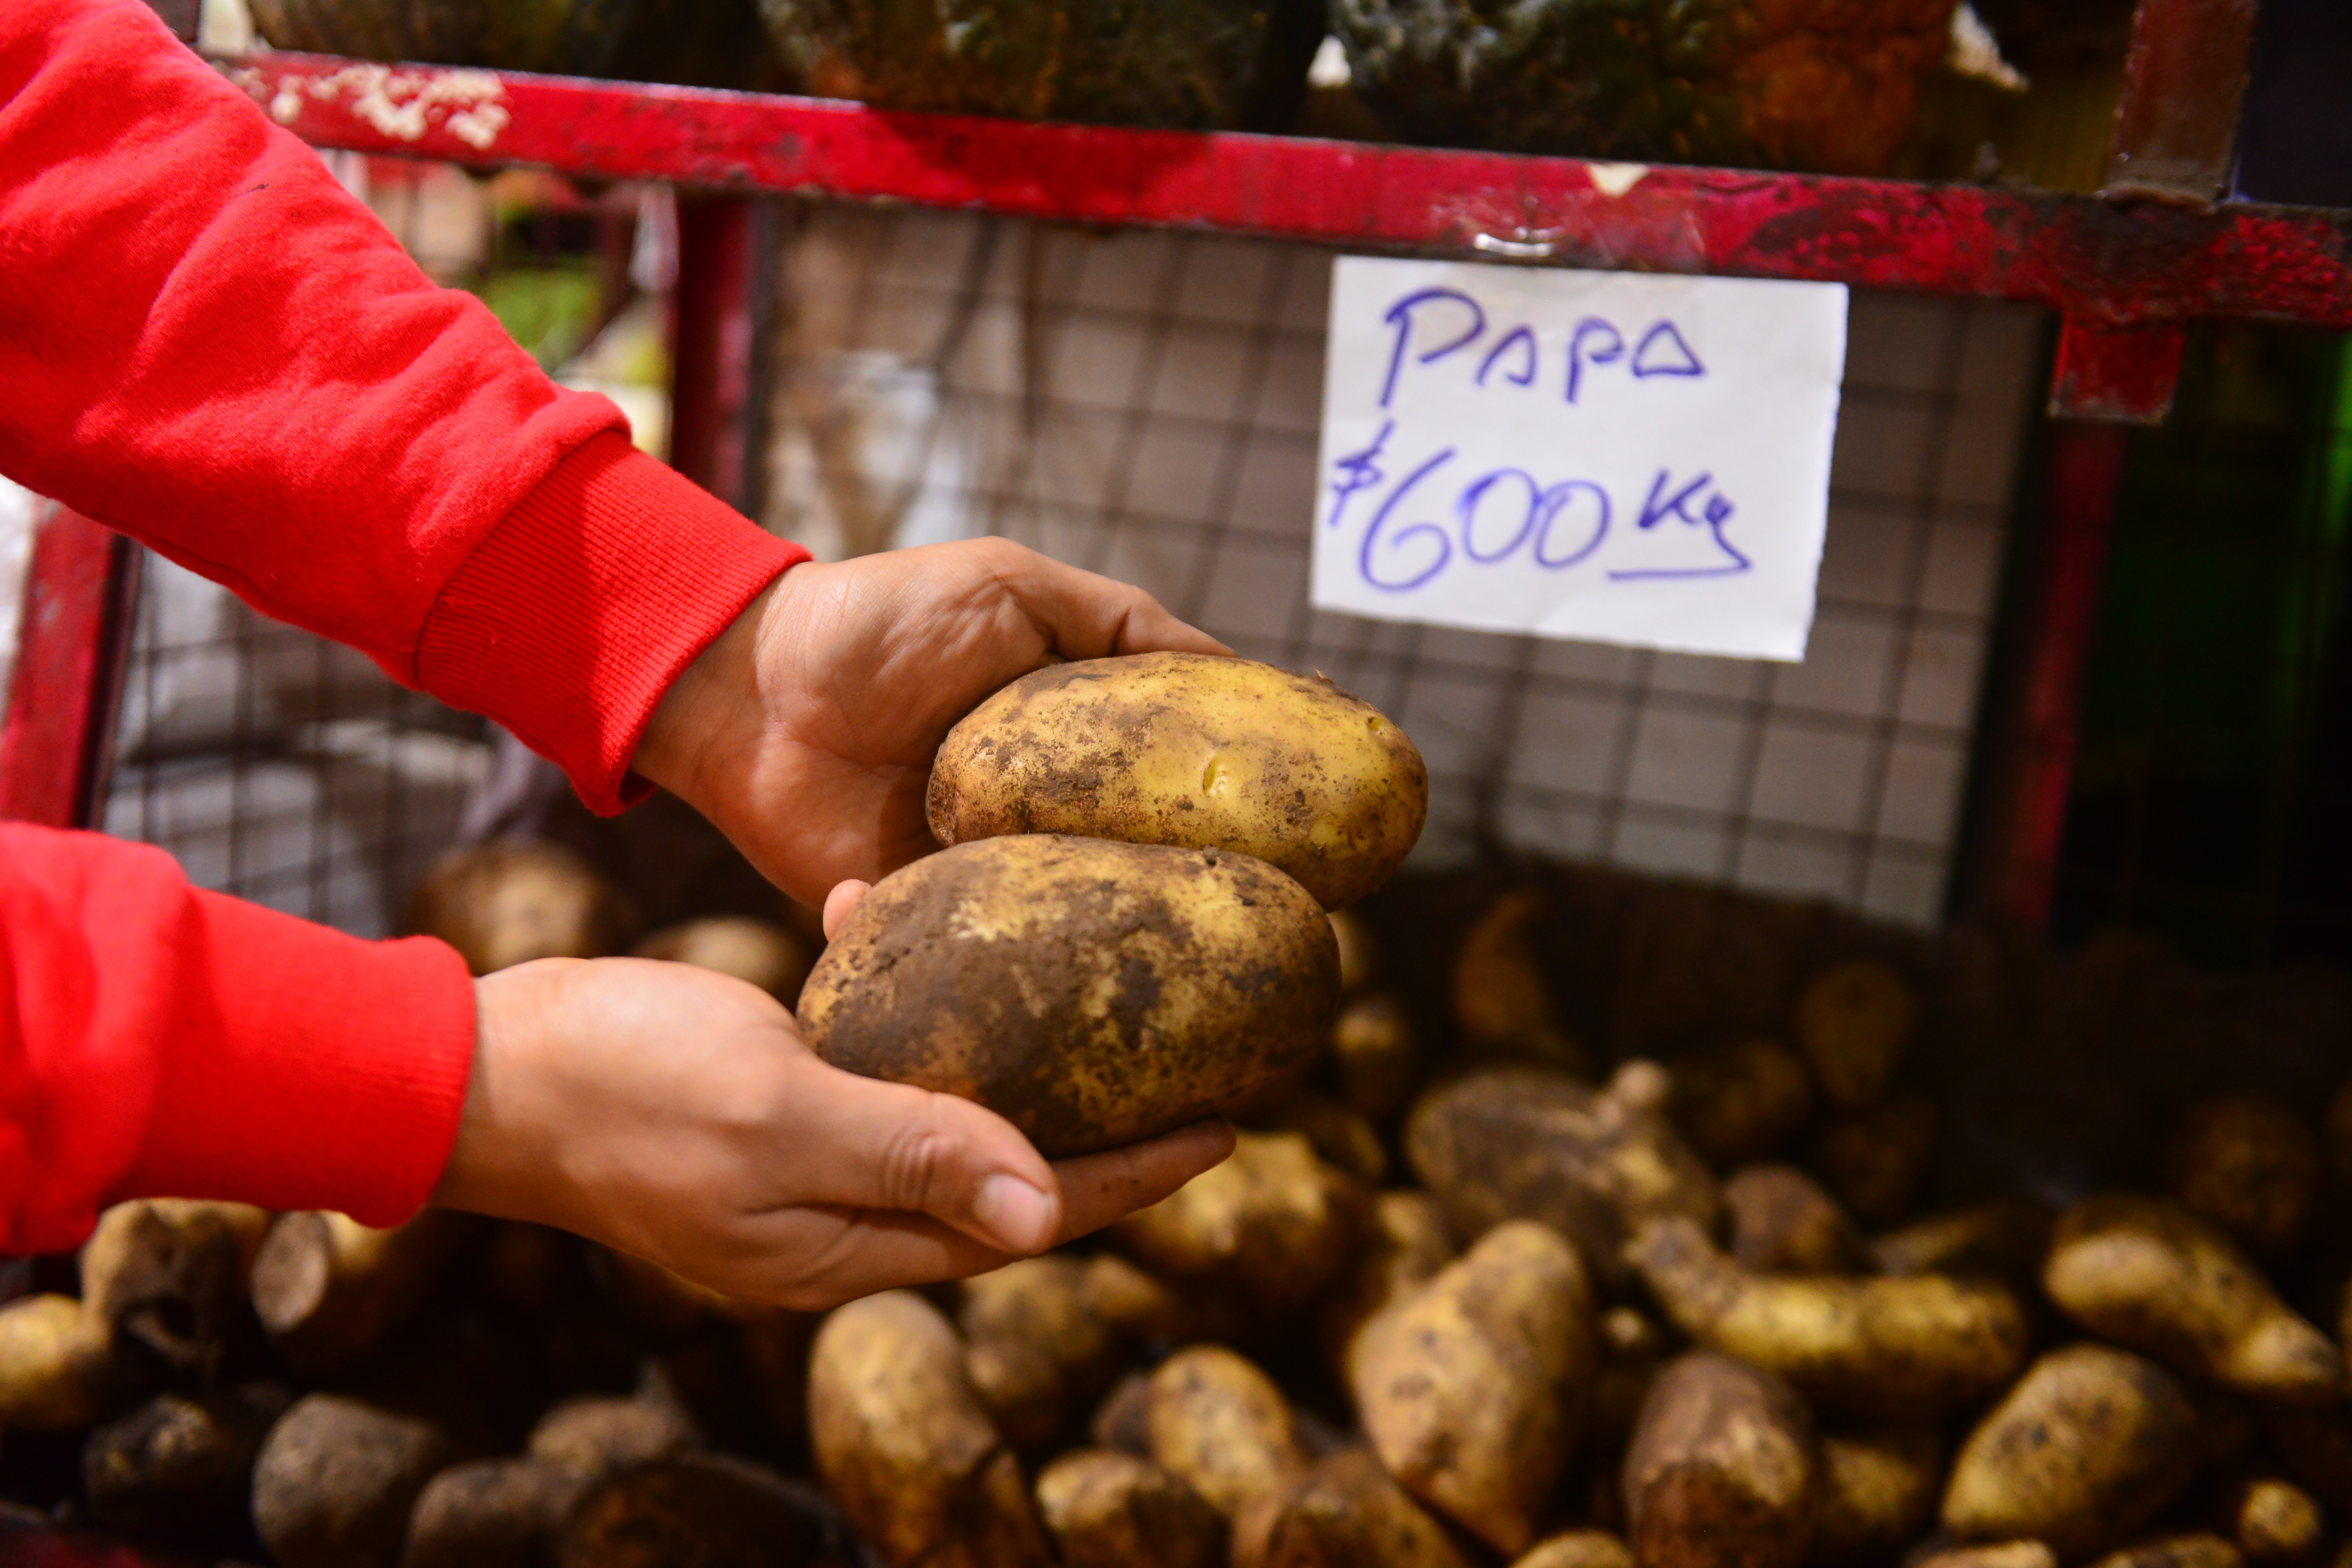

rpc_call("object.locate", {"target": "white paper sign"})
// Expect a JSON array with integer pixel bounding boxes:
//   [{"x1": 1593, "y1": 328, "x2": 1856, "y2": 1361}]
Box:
[{"x1": 1311, "y1": 258, "x2": 1848, "y2": 661}]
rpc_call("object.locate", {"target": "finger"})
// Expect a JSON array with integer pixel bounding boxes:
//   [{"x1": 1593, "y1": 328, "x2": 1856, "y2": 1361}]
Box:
[
  {"x1": 783, "y1": 1058, "x2": 1066, "y2": 1254},
  {"x1": 991, "y1": 544, "x2": 1232, "y2": 661},
  {"x1": 822, "y1": 879, "x2": 871, "y2": 940},
  {"x1": 737, "y1": 1205, "x2": 1023, "y2": 1310},
  {"x1": 1046, "y1": 1119, "x2": 1236, "y2": 1241}
]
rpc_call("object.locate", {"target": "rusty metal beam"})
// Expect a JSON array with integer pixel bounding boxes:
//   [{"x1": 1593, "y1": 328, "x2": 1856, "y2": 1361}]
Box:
[{"x1": 2105, "y1": 0, "x2": 2262, "y2": 207}]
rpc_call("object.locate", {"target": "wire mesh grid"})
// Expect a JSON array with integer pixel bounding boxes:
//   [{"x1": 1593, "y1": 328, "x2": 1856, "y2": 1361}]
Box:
[{"x1": 759, "y1": 204, "x2": 2045, "y2": 927}]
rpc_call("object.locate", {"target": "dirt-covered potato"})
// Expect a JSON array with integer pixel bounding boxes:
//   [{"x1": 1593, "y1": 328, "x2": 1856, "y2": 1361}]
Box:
[
  {"x1": 1035, "y1": 1449, "x2": 1226, "y2": 1568},
  {"x1": 251, "y1": 1210, "x2": 465, "y2": 1379},
  {"x1": 2221, "y1": 1477, "x2": 2324, "y2": 1564},
  {"x1": 1722, "y1": 1165, "x2": 1868, "y2": 1274},
  {"x1": 1256, "y1": 1092, "x2": 1388, "y2": 1185},
  {"x1": 403, "y1": 839, "x2": 641, "y2": 975},
  {"x1": 1807, "y1": 1092, "x2": 1935, "y2": 1225},
  {"x1": 1407, "y1": 1060, "x2": 1718, "y2": 1288},
  {"x1": 1146, "y1": 1346, "x2": 1308, "y2": 1521},
  {"x1": 1941, "y1": 1344, "x2": 2199, "y2": 1559},
  {"x1": 1090, "y1": 1372, "x2": 1154, "y2": 1458},
  {"x1": 1628, "y1": 1216, "x2": 2027, "y2": 1421},
  {"x1": 0, "y1": 1292, "x2": 113, "y2": 1430},
  {"x1": 1115, "y1": 1130, "x2": 1366, "y2": 1313},
  {"x1": 2043, "y1": 1194, "x2": 2343, "y2": 1404},
  {"x1": 1870, "y1": 1201, "x2": 2054, "y2": 1285},
  {"x1": 404, "y1": 1456, "x2": 588, "y2": 1568},
  {"x1": 1078, "y1": 1254, "x2": 1243, "y2": 1349},
  {"x1": 1668, "y1": 1038, "x2": 1813, "y2": 1168},
  {"x1": 2168, "y1": 1096, "x2": 2322, "y2": 1259},
  {"x1": 927, "y1": 652, "x2": 1427, "y2": 910},
  {"x1": 81, "y1": 1199, "x2": 270, "y2": 1378},
  {"x1": 958, "y1": 1256, "x2": 1122, "y2": 1452},
  {"x1": 1452, "y1": 888, "x2": 1584, "y2": 1070},
  {"x1": 807, "y1": 1291, "x2": 1046, "y2": 1568},
  {"x1": 1331, "y1": 910, "x2": 1381, "y2": 995},
  {"x1": 1623, "y1": 1351, "x2": 1819, "y2": 1568},
  {"x1": 84, "y1": 1385, "x2": 285, "y2": 1553},
  {"x1": 556, "y1": 1454, "x2": 841, "y2": 1568},
  {"x1": 1233, "y1": 1447, "x2": 1472, "y2": 1568},
  {"x1": 632, "y1": 915, "x2": 812, "y2": 1003},
  {"x1": 1813, "y1": 1428, "x2": 1940, "y2": 1565},
  {"x1": 965, "y1": 1337, "x2": 1069, "y2": 1453},
  {"x1": 528, "y1": 1393, "x2": 700, "y2": 1479},
  {"x1": 1914, "y1": 1545, "x2": 2061, "y2": 1568},
  {"x1": 1328, "y1": 992, "x2": 1418, "y2": 1122},
  {"x1": 802, "y1": 835, "x2": 1338, "y2": 1156},
  {"x1": 1352, "y1": 1220, "x2": 1596, "y2": 1556},
  {"x1": 2088, "y1": 1536, "x2": 2247, "y2": 1568},
  {"x1": 1516, "y1": 1531, "x2": 1637, "y2": 1568},
  {"x1": 1793, "y1": 960, "x2": 1915, "y2": 1110},
  {"x1": 1320, "y1": 1190, "x2": 1456, "y2": 1378},
  {"x1": 253, "y1": 1394, "x2": 452, "y2": 1568}
]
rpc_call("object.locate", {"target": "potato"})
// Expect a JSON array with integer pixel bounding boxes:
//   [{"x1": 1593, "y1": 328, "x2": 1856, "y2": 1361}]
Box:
[
  {"x1": 556, "y1": 1455, "x2": 841, "y2": 1568},
  {"x1": 528, "y1": 1393, "x2": 700, "y2": 1479},
  {"x1": 1516, "y1": 1531, "x2": 1637, "y2": 1568},
  {"x1": 2043, "y1": 1194, "x2": 2343, "y2": 1404},
  {"x1": 1035, "y1": 1449, "x2": 1226, "y2": 1568},
  {"x1": 632, "y1": 915, "x2": 812, "y2": 1003},
  {"x1": 966, "y1": 1337, "x2": 1068, "y2": 1452},
  {"x1": 1668, "y1": 1038, "x2": 1813, "y2": 1168},
  {"x1": 1452, "y1": 888, "x2": 1585, "y2": 1070},
  {"x1": 1941, "y1": 1344, "x2": 2199, "y2": 1560},
  {"x1": 1871, "y1": 1200, "x2": 2054, "y2": 1286},
  {"x1": 1078, "y1": 1254, "x2": 1243, "y2": 1349},
  {"x1": 1233, "y1": 1447, "x2": 1472, "y2": 1568},
  {"x1": 403, "y1": 839, "x2": 640, "y2": 974},
  {"x1": 1407, "y1": 1061, "x2": 1718, "y2": 1288},
  {"x1": 1623, "y1": 1351, "x2": 1819, "y2": 1568},
  {"x1": 801, "y1": 835, "x2": 1337, "y2": 1155},
  {"x1": 1319, "y1": 1190, "x2": 1456, "y2": 1378},
  {"x1": 1090, "y1": 1372, "x2": 1154, "y2": 1458},
  {"x1": 1722, "y1": 1165, "x2": 1868, "y2": 1274},
  {"x1": 807, "y1": 1291, "x2": 1047, "y2": 1568},
  {"x1": 2089, "y1": 1536, "x2": 2246, "y2": 1568},
  {"x1": 84, "y1": 1384, "x2": 284, "y2": 1553},
  {"x1": 1146, "y1": 1345, "x2": 1308, "y2": 1521},
  {"x1": 1794, "y1": 960, "x2": 1916, "y2": 1110},
  {"x1": 1627, "y1": 1216, "x2": 2027, "y2": 1421},
  {"x1": 2168, "y1": 1095, "x2": 2321, "y2": 1258},
  {"x1": 253, "y1": 1394, "x2": 452, "y2": 1568},
  {"x1": 1912, "y1": 1545, "x2": 2061, "y2": 1568},
  {"x1": 1114, "y1": 1130, "x2": 1366, "y2": 1314},
  {"x1": 0, "y1": 1292, "x2": 114, "y2": 1430},
  {"x1": 1813, "y1": 1428, "x2": 1941, "y2": 1565},
  {"x1": 1352, "y1": 1220, "x2": 1596, "y2": 1556},
  {"x1": 1257, "y1": 1092, "x2": 1389, "y2": 1185},
  {"x1": 958, "y1": 1257, "x2": 1121, "y2": 1450},
  {"x1": 2222, "y1": 1477, "x2": 2325, "y2": 1564},
  {"x1": 1807, "y1": 1092, "x2": 1936, "y2": 1225},
  {"x1": 251, "y1": 1210, "x2": 465, "y2": 1379},
  {"x1": 1331, "y1": 910, "x2": 1381, "y2": 995},
  {"x1": 80, "y1": 1199, "x2": 271, "y2": 1378},
  {"x1": 1329, "y1": 992, "x2": 1418, "y2": 1122},
  {"x1": 927, "y1": 652, "x2": 1426, "y2": 911},
  {"x1": 403, "y1": 1456, "x2": 588, "y2": 1568}
]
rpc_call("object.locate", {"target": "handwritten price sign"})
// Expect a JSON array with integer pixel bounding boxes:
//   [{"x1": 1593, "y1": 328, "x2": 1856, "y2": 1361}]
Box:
[{"x1": 1311, "y1": 258, "x2": 1848, "y2": 661}]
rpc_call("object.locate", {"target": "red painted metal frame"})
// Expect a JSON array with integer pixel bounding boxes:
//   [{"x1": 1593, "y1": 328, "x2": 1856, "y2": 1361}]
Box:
[
  {"x1": 222, "y1": 53, "x2": 2352, "y2": 340},
  {"x1": 0, "y1": 504, "x2": 138, "y2": 830}
]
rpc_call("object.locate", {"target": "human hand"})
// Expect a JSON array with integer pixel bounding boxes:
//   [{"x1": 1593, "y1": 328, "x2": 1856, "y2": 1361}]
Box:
[
  {"x1": 432, "y1": 951, "x2": 1233, "y2": 1309},
  {"x1": 631, "y1": 538, "x2": 1227, "y2": 908}
]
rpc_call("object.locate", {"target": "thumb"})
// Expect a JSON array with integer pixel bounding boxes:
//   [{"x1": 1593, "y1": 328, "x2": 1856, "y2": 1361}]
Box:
[{"x1": 787, "y1": 1055, "x2": 1064, "y2": 1254}]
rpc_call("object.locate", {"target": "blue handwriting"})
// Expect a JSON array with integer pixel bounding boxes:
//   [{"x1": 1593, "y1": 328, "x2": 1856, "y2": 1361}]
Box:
[{"x1": 1378, "y1": 289, "x2": 1706, "y2": 409}]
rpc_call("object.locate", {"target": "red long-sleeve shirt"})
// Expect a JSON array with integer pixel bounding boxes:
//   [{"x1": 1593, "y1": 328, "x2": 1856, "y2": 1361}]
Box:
[{"x1": 0, "y1": 0, "x2": 808, "y2": 1252}]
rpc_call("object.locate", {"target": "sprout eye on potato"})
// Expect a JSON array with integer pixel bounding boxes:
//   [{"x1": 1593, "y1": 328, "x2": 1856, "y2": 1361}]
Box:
[{"x1": 927, "y1": 651, "x2": 1427, "y2": 911}]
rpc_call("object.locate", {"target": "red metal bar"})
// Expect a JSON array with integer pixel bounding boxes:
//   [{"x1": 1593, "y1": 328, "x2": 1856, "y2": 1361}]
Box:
[
  {"x1": 2049, "y1": 317, "x2": 2191, "y2": 424},
  {"x1": 2105, "y1": 0, "x2": 2261, "y2": 206},
  {"x1": 0, "y1": 504, "x2": 138, "y2": 830},
  {"x1": 218, "y1": 54, "x2": 2352, "y2": 334},
  {"x1": 668, "y1": 195, "x2": 755, "y2": 502},
  {"x1": 1980, "y1": 423, "x2": 2135, "y2": 928}
]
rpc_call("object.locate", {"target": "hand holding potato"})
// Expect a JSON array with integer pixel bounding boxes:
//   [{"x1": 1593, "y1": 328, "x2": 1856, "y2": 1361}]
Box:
[
  {"x1": 429, "y1": 952, "x2": 1233, "y2": 1309},
  {"x1": 632, "y1": 537, "x2": 1230, "y2": 909}
]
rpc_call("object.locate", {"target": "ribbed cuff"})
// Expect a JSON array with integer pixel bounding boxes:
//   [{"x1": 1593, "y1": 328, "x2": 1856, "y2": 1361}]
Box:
[
  {"x1": 415, "y1": 432, "x2": 808, "y2": 814},
  {"x1": 123, "y1": 891, "x2": 478, "y2": 1226}
]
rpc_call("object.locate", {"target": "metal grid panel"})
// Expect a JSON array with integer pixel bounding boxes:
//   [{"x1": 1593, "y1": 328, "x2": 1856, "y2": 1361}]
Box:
[{"x1": 761, "y1": 205, "x2": 2044, "y2": 925}]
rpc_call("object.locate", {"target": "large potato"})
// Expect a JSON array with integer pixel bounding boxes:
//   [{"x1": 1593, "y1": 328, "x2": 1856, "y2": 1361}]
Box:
[
  {"x1": 1622, "y1": 1352, "x2": 1819, "y2": 1568},
  {"x1": 801, "y1": 835, "x2": 1338, "y2": 1156},
  {"x1": 926, "y1": 652, "x2": 1427, "y2": 910},
  {"x1": 1114, "y1": 1130, "x2": 1367, "y2": 1314}
]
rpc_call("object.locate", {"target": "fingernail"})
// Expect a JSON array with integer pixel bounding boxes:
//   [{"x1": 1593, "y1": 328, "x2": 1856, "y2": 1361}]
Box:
[{"x1": 975, "y1": 1174, "x2": 1054, "y2": 1252}]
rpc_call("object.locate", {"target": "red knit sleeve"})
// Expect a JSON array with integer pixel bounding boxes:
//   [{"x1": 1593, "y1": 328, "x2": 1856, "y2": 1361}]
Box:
[
  {"x1": 0, "y1": 0, "x2": 806, "y2": 811},
  {"x1": 0, "y1": 825, "x2": 476, "y2": 1254}
]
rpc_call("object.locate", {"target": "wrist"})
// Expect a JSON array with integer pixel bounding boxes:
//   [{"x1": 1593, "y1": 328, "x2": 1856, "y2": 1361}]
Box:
[
  {"x1": 632, "y1": 574, "x2": 784, "y2": 809},
  {"x1": 431, "y1": 964, "x2": 568, "y2": 1226}
]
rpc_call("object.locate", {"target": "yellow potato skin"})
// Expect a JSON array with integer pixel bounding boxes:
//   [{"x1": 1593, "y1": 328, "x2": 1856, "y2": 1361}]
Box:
[
  {"x1": 801, "y1": 836, "x2": 1340, "y2": 1156},
  {"x1": 927, "y1": 652, "x2": 1427, "y2": 910}
]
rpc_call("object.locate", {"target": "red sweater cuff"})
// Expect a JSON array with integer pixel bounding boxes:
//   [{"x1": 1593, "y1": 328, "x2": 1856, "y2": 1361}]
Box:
[
  {"x1": 415, "y1": 432, "x2": 808, "y2": 814},
  {"x1": 121, "y1": 893, "x2": 476, "y2": 1226}
]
